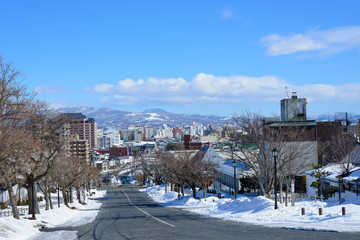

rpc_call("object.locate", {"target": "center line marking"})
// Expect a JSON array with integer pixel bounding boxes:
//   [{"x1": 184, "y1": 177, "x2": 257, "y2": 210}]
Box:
[{"x1": 122, "y1": 190, "x2": 176, "y2": 228}]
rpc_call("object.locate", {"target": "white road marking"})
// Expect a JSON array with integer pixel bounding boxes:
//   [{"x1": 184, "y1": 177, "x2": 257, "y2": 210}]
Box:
[{"x1": 122, "y1": 190, "x2": 176, "y2": 228}]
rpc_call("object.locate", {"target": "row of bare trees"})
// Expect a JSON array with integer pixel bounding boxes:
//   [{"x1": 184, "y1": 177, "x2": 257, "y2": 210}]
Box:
[
  {"x1": 141, "y1": 149, "x2": 219, "y2": 199},
  {"x1": 0, "y1": 57, "x2": 99, "y2": 219}
]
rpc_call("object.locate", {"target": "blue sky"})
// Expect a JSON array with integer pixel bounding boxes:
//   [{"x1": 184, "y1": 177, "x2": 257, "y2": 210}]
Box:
[{"x1": 1, "y1": 1, "x2": 360, "y2": 117}]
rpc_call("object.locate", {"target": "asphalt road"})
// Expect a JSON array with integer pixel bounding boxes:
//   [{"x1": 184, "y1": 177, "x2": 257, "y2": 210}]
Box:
[{"x1": 44, "y1": 186, "x2": 360, "y2": 239}]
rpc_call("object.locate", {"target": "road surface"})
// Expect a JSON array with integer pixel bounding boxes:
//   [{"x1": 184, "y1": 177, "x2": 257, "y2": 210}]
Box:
[{"x1": 44, "y1": 186, "x2": 360, "y2": 239}]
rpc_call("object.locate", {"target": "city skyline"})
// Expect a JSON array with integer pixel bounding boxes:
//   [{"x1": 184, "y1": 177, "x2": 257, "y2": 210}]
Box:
[{"x1": 1, "y1": 1, "x2": 360, "y2": 117}]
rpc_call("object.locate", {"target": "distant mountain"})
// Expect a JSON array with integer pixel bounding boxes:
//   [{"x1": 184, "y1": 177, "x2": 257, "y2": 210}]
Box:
[
  {"x1": 57, "y1": 107, "x2": 359, "y2": 129},
  {"x1": 308, "y1": 113, "x2": 359, "y2": 124},
  {"x1": 57, "y1": 107, "x2": 231, "y2": 128}
]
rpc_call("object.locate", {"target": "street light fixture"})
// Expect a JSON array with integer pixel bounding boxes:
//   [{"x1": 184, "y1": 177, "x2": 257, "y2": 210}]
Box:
[
  {"x1": 233, "y1": 160, "x2": 237, "y2": 199},
  {"x1": 272, "y1": 148, "x2": 278, "y2": 210}
]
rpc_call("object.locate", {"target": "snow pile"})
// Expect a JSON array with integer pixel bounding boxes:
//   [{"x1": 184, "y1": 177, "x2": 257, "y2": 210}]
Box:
[
  {"x1": 0, "y1": 190, "x2": 106, "y2": 240},
  {"x1": 142, "y1": 186, "x2": 360, "y2": 232}
]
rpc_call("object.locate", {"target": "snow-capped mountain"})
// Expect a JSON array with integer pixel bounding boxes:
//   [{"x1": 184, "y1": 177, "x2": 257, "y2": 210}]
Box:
[{"x1": 57, "y1": 107, "x2": 231, "y2": 128}]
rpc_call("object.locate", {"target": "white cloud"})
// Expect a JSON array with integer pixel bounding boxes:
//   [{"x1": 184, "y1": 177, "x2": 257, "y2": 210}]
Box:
[
  {"x1": 191, "y1": 73, "x2": 287, "y2": 97},
  {"x1": 113, "y1": 95, "x2": 140, "y2": 105},
  {"x1": 262, "y1": 26, "x2": 360, "y2": 56},
  {"x1": 91, "y1": 73, "x2": 360, "y2": 107},
  {"x1": 93, "y1": 83, "x2": 114, "y2": 93},
  {"x1": 98, "y1": 95, "x2": 140, "y2": 105},
  {"x1": 220, "y1": 8, "x2": 233, "y2": 19},
  {"x1": 93, "y1": 76, "x2": 188, "y2": 95},
  {"x1": 33, "y1": 85, "x2": 68, "y2": 94}
]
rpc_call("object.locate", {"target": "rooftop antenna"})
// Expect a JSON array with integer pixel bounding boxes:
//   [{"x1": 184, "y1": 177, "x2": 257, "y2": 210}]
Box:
[{"x1": 285, "y1": 85, "x2": 289, "y2": 99}]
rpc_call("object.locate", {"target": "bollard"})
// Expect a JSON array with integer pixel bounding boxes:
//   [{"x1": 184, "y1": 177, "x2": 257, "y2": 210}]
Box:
[
  {"x1": 342, "y1": 207, "x2": 346, "y2": 215},
  {"x1": 319, "y1": 208, "x2": 323, "y2": 215},
  {"x1": 301, "y1": 208, "x2": 305, "y2": 215}
]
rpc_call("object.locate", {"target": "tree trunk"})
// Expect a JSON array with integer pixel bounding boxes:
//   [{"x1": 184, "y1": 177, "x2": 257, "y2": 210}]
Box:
[
  {"x1": 45, "y1": 180, "x2": 50, "y2": 210},
  {"x1": 258, "y1": 179, "x2": 272, "y2": 199},
  {"x1": 49, "y1": 192, "x2": 53, "y2": 209},
  {"x1": 181, "y1": 184, "x2": 185, "y2": 196},
  {"x1": 77, "y1": 187, "x2": 82, "y2": 203},
  {"x1": 279, "y1": 177, "x2": 283, "y2": 204},
  {"x1": 69, "y1": 188, "x2": 73, "y2": 203},
  {"x1": 62, "y1": 189, "x2": 69, "y2": 207},
  {"x1": 191, "y1": 185, "x2": 196, "y2": 198},
  {"x1": 6, "y1": 180, "x2": 19, "y2": 219},
  {"x1": 45, "y1": 191, "x2": 50, "y2": 210},
  {"x1": 27, "y1": 183, "x2": 40, "y2": 215},
  {"x1": 285, "y1": 184, "x2": 289, "y2": 207},
  {"x1": 38, "y1": 181, "x2": 49, "y2": 210}
]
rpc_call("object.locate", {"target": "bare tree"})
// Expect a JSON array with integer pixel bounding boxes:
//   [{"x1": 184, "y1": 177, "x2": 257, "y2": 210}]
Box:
[
  {"x1": 229, "y1": 111, "x2": 314, "y2": 199},
  {"x1": 141, "y1": 152, "x2": 166, "y2": 185},
  {"x1": 193, "y1": 149, "x2": 219, "y2": 199},
  {"x1": 0, "y1": 56, "x2": 34, "y2": 218},
  {"x1": 24, "y1": 101, "x2": 68, "y2": 214},
  {"x1": 327, "y1": 133, "x2": 360, "y2": 174},
  {"x1": 158, "y1": 149, "x2": 218, "y2": 199}
]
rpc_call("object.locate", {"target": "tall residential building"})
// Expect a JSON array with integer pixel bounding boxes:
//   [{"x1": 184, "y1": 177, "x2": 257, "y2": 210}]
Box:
[
  {"x1": 69, "y1": 134, "x2": 89, "y2": 163},
  {"x1": 281, "y1": 92, "x2": 307, "y2": 121},
  {"x1": 64, "y1": 113, "x2": 97, "y2": 149}
]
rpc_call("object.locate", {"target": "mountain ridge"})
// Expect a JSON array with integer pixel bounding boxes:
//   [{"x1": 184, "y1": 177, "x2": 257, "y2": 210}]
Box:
[
  {"x1": 57, "y1": 106, "x2": 359, "y2": 129},
  {"x1": 57, "y1": 106, "x2": 230, "y2": 128}
]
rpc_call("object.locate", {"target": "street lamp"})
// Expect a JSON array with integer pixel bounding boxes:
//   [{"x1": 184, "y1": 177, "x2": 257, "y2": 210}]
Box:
[
  {"x1": 233, "y1": 160, "x2": 237, "y2": 199},
  {"x1": 31, "y1": 173, "x2": 35, "y2": 218},
  {"x1": 272, "y1": 148, "x2": 278, "y2": 210}
]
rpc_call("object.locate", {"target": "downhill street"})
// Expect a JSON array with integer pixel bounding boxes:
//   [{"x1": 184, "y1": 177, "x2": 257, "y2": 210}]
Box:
[{"x1": 43, "y1": 186, "x2": 359, "y2": 239}]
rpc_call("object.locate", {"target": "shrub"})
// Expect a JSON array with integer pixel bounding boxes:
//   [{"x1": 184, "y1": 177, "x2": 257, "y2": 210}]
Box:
[{"x1": 1, "y1": 203, "x2": 6, "y2": 209}]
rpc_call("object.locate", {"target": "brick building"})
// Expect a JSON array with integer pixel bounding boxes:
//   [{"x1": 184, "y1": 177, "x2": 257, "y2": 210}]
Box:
[{"x1": 109, "y1": 146, "x2": 129, "y2": 159}]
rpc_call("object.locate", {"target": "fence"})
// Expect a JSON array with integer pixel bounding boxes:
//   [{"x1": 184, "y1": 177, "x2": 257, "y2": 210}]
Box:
[
  {"x1": 271, "y1": 194, "x2": 326, "y2": 203},
  {"x1": 0, "y1": 185, "x2": 28, "y2": 204},
  {"x1": 0, "y1": 207, "x2": 29, "y2": 217},
  {"x1": 0, "y1": 200, "x2": 64, "y2": 218}
]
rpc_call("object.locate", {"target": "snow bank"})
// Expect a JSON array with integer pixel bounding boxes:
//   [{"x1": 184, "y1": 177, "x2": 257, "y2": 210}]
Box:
[
  {"x1": 0, "y1": 190, "x2": 106, "y2": 240},
  {"x1": 142, "y1": 185, "x2": 360, "y2": 232}
]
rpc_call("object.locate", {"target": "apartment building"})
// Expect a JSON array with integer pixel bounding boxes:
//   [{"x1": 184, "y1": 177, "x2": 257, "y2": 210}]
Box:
[
  {"x1": 64, "y1": 113, "x2": 97, "y2": 149},
  {"x1": 69, "y1": 134, "x2": 89, "y2": 163}
]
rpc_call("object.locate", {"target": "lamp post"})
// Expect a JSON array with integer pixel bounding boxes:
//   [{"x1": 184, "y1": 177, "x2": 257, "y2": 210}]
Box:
[
  {"x1": 31, "y1": 173, "x2": 35, "y2": 218},
  {"x1": 58, "y1": 185, "x2": 60, "y2": 208},
  {"x1": 272, "y1": 148, "x2": 278, "y2": 210},
  {"x1": 233, "y1": 160, "x2": 237, "y2": 199}
]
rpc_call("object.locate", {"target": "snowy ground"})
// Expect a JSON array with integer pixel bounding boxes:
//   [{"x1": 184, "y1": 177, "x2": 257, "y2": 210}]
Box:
[
  {"x1": 0, "y1": 190, "x2": 106, "y2": 240},
  {"x1": 141, "y1": 186, "x2": 360, "y2": 232}
]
